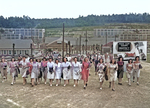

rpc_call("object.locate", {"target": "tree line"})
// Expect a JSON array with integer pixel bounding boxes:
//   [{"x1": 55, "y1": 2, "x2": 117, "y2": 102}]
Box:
[{"x1": 0, "y1": 13, "x2": 150, "y2": 28}]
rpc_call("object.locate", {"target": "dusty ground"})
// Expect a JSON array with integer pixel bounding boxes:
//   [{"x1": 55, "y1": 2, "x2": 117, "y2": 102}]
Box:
[{"x1": 0, "y1": 62, "x2": 150, "y2": 108}]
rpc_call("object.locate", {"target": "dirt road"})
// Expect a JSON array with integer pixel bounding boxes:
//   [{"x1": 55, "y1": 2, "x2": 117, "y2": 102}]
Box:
[{"x1": 0, "y1": 61, "x2": 150, "y2": 108}]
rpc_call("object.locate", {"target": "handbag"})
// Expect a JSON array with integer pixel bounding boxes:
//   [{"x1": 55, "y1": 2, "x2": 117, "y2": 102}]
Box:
[
  {"x1": 49, "y1": 68, "x2": 53, "y2": 74},
  {"x1": 61, "y1": 72, "x2": 63, "y2": 78},
  {"x1": 67, "y1": 65, "x2": 70, "y2": 70},
  {"x1": 103, "y1": 66, "x2": 107, "y2": 72},
  {"x1": 139, "y1": 64, "x2": 143, "y2": 69},
  {"x1": 3, "y1": 65, "x2": 7, "y2": 70},
  {"x1": 104, "y1": 66, "x2": 108, "y2": 81},
  {"x1": 38, "y1": 68, "x2": 42, "y2": 78},
  {"x1": 105, "y1": 74, "x2": 108, "y2": 81},
  {"x1": 16, "y1": 66, "x2": 20, "y2": 74},
  {"x1": 26, "y1": 70, "x2": 29, "y2": 75}
]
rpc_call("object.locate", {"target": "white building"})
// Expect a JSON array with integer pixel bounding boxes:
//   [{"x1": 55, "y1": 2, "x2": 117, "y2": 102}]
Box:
[
  {"x1": 94, "y1": 29, "x2": 150, "y2": 37},
  {"x1": 0, "y1": 28, "x2": 45, "y2": 40},
  {"x1": 0, "y1": 37, "x2": 33, "y2": 56}
]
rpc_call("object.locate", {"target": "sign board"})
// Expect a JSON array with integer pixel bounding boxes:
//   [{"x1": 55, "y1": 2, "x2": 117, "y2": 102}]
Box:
[
  {"x1": 113, "y1": 41, "x2": 147, "y2": 61},
  {"x1": 118, "y1": 42, "x2": 131, "y2": 52}
]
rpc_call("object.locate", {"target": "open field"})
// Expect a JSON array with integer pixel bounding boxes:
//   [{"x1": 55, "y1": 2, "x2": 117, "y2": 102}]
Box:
[{"x1": 0, "y1": 62, "x2": 150, "y2": 108}]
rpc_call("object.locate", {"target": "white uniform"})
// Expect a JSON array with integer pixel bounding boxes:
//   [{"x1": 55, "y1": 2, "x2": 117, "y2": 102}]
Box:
[
  {"x1": 47, "y1": 62, "x2": 55, "y2": 79},
  {"x1": 61, "y1": 62, "x2": 72, "y2": 80},
  {"x1": 31, "y1": 62, "x2": 39, "y2": 79},
  {"x1": 20, "y1": 61, "x2": 28, "y2": 78},
  {"x1": 54, "y1": 63, "x2": 62, "y2": 79},
  {"x1": 72, "y1": 62, "x2": 81, "y2": 80},
  {"x1": 26, "y1": 57, "x2": 30, "y2": 63}
]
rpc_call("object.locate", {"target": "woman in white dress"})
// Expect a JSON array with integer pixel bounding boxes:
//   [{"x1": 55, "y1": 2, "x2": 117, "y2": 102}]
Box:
[
  {"x1": 54, "y1": 59, "x2": 62, "y2": 86},
  {"x1": 61, "y1": 57, "x2": 72, "y2": 87},
  {"x1": 31, "y1": 58, "x2": 39, "y2": 87},
  {"x1": 97, "y1": 58, "x2": 106, "y2": 90},
  {"x1": 37, "y1": 59, "x2": 42, "y2": 84},
  {"x1": 9, "y1": 58, "x2": 18, "y2": 85},
  {"x1": 126, "y1": 59, "x2": 133, "y2": 86},
  {"x1": 109, "y1": 59, "x2": 118, "y2": 91},
  {"x1": 47, "y1": 58, "x2": 55, "y2": 86},
  {"x1": 20, "y1": 56, "x2": 29, "y2": 85},
  {"x1": 72, "y1": 57, "x2": 81, "y2": 87}
]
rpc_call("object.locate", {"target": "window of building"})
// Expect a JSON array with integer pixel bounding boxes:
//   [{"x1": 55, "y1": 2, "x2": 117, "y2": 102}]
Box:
[
  {"x1": 25, "y1": 50, "x2": 29, "y2": 54},
  {"x1": 3, "y1": 50, "x2": 7, "y2": 55},
  {"x1": 19, "y1": 50, "x2": 21, "y2": 54},
  {"x1": 22, "y1": 50, "x2": 24, "y2": 55},
  {"x1": 39, "y1": 32, "x2": 42, "y2": 38},
  {"x1": 9, "y1": 50, "x2": 12, "y2": 55}
]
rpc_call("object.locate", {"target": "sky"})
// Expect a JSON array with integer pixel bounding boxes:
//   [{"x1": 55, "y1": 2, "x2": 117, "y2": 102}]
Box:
[{"x1": 0, "y1": 0, "x2": 149, "y2": 19}]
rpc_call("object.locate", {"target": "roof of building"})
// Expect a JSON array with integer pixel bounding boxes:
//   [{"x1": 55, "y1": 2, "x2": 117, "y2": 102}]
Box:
[
  {"x1": 45, "y1": 37, "x2": 115, "y2": 46},
  {"x1": 0, "y1": 38, "x2": 33, "y2": 49},
  {"x1": 102, "y1": 42, "x2": 113, "y2": 47},
  {"x1": 46, "y1": 36, "x2": 68, "y2": 46}
]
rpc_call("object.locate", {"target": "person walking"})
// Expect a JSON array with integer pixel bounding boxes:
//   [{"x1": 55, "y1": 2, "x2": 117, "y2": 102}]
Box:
[
  {"x1": 72, "y1": 57, "x2": 81, "y2": 87},
  {"x1": 47, "y1": 58, "x2": 55, "y2": 86},
  {"x1": 81, "y1": 57, "x2": 90, "y2": 89}
]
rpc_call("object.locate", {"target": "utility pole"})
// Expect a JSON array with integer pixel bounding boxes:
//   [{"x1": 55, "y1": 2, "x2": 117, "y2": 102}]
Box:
[
  {"x1": 13, "y1": 43, "x2": 15, "y2": 57},
  {"x1": 82, "y1": 44, "x2": 84, "y2": 54},
  {"x1": 101, "y1": 44, "x2": 103, "y2": 54},
  {"x1": 93, "y1": 44, "x2": 95, "y2": 52},
  {"x1": 76, "y1": 38, "x2": 78, "y2": 54},
  {"x1": 86, "y1": 31, "x2": 87, "y2": 55},
  {"x1": 68, "y1": 41, "x2": 70, "y2": 55},
  {"x1": 66, "y1": 43, "x2": 67, "y2": 55},
  {"x1": 80, "y1": 35, "x2": 81, "y2": 55},
  {"x1": 30, "y1": 43, "x2": 32, "y2": 57},
  {"x1": 106, "y1": 30, "x2": 107, "y2": 44},
  {"x1": 31, "y1": 28, "x2": 34, "y2": 43},
  {"x1": 62, "y1": 23, "x2": 64, "y2": 57},
  {"x1": 72, "y1": 45, "x2": 73, "y2": 54}
]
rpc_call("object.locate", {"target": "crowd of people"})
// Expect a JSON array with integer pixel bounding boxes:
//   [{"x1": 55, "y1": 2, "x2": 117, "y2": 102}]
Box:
[{"x1": 0, "y1": 52, "x2": 143, "y2": 91}]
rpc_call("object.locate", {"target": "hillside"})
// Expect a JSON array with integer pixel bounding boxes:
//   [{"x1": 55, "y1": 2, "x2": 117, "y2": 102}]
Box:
[{"x1": 1, "y1": 13, "x2": 150, "y2": 29}]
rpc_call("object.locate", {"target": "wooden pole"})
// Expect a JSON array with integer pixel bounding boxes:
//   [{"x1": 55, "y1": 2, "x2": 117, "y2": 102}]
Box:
[
  {"x1": 106, "y1": 30, "x2": 107, "y2": 44},
  {"x1": 62, "y1": 23, "x2": 64, "y2": 57},
  {"x1": 30, "y1": 43, "x2": 32, "y2": 57},
  {"x1": 13, "y1": 43, "x2": 15, "y2": 57},
  {"x1": 66, "y1": 43, "x2": 67, "y2": 55},
  {"x1": 68, "y1": 41, "x2": 70, "y2": 55},
  {"x1": 72, "y1": 45, "x2": 73, "y2": 54},
  {"x1": 101, "y1": 44, "x2": 103, "y2": 54},
  {"x1": 86, "y1": 31, "x2": 87, "y2": 55},
  {"x1": 76, "y1": 38, "x2": 78, "y2": 54},
  {"x1": 80, "y1": 35, "x2": 81, "y2": 55},
  {"x1": 82, "y1": 44, "x2": 84, "y2": 54}
]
